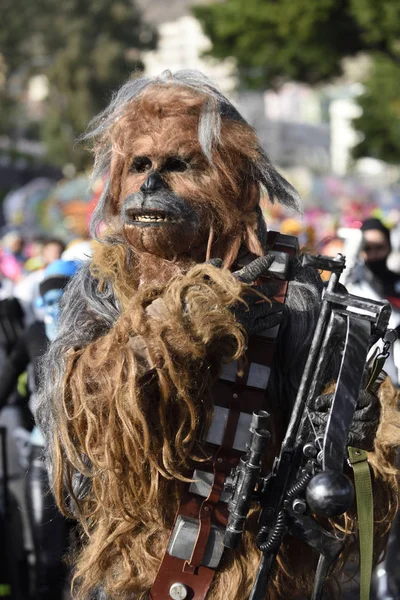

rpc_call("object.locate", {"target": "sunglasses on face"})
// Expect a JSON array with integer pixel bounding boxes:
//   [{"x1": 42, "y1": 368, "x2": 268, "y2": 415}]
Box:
[{"x1": 362, "y1": 243, "x2": 388, "y2": 253}]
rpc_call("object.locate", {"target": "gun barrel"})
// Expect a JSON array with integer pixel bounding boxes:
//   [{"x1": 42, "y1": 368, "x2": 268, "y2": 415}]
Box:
[
  {"x1": 224, "y1": 426, "x2": 270, "y2": 549},
  {"x1": 250, "y1": 410, "x2": 270, "y2": 432}
]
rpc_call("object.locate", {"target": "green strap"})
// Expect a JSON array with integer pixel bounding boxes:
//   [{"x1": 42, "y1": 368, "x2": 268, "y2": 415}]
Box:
[
  {"x1": 365, "y1": 355, "x2": 386, "y2": 393},
  {"x1": 348, "y1": 446, "x2": 373, "y2": 600},
  {"x1": 0, "y1": 583, "x2": 11, "y2": 597}
]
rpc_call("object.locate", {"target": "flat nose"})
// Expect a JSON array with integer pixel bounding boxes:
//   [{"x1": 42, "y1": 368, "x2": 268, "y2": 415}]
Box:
[{"x1": 140, "y1": 171, "x2": 167, "y2": 193}]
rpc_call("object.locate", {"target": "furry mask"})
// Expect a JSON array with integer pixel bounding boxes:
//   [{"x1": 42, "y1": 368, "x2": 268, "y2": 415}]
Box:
[{"x1": 85, "y1": 70, "x2": 301, "y2": 272}]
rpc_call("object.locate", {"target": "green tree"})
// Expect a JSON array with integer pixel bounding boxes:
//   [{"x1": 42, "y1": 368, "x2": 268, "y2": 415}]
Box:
[
  {"x1": 0, "y1": 0, "x2": 156, "y2": 168},
  {"x1": 0, "y1": 0, "x2": 37, "y2": 140},
  {"x1": 352, "y1": 57, "x2": 400, "y2": 163},
  {"x1": 0, "y1": 0, "x2": 37, "y2": 73},
  {"x1": 194, "y1": 0, "x2": 400, "y2": 163}
]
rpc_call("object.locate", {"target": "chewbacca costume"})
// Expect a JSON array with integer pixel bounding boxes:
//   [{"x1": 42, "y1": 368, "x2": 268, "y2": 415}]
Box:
[{"x1": 37, "y1": 71, "x2": 400, "y2": 600}]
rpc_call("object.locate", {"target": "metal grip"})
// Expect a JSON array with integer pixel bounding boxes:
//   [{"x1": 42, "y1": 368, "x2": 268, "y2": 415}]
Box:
[
  {"x1": 224, "y1": 412, "x2": 270, "y2": 549},
  {"x1": 302, "y1": 254, "x2": 346, "y2": 274}
]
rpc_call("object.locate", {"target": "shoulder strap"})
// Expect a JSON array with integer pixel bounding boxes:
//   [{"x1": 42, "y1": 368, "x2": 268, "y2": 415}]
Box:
[
  {"x1": 150, "y1": 233, "x2": 298, "y2": 600},
  {"x1": 348, "y1": 446, "x2": 373, "y2": 600}
]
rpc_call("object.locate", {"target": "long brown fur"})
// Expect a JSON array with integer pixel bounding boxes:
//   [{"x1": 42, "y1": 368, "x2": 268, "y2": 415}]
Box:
[
  {"x1": 57, "y1": 255, "x2": 250, "y2": 598},
  {"x1": 54, "y1": 243, "x2": 400, "y2": 599},
  {"x1": 47, "y1": 81, "x2": 400, "y2": 599}
]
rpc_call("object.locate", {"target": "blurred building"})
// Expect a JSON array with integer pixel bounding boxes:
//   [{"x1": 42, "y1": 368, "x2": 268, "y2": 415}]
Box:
[
  {"x1": 328, "y1": 84, "x2": 363, "y2": 176},
  {"x1": 237, "y1": 87, "x2": 331, "y2": 174},
  {"x1": 138, "y1": 0, "x2": 237, "y2": 97}
]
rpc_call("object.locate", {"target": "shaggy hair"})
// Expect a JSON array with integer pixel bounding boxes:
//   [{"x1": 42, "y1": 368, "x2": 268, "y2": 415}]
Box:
[
  {"x1": 36, "y1": 71, "x2": 400, "y2": 600},
  {"x1": 85, "y1": 70, "x2": 300, "y2": 240},
  {"x1": 83, "y1": 70, "x2": 300, "y2": 272}
]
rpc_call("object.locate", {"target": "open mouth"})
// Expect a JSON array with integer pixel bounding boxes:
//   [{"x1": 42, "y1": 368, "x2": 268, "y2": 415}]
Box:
[{"x1": 124, "y1": 210, "x2": 181, "y2": 225}]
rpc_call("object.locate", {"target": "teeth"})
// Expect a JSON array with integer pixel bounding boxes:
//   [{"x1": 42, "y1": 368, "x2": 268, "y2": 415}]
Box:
[{"x1": 130, "y1": 213, "x2": 177, "y2": 223}]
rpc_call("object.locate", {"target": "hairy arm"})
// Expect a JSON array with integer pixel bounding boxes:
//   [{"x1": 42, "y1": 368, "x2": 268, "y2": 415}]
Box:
[{"x1": 36, "y1": 261, "x2": 247, "y2": 517}]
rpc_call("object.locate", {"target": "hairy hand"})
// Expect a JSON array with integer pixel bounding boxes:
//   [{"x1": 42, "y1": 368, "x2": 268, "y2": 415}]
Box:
[
  {"x1": 204, "y1": 255, "x2": 282, "y2": 336},
  {"x1": 232, "y1": 255, "x2": 282, "y2": 337},
  {"x1": 310, "y1": 389, "x2": 380, "y2": 452},
  {"x1": 232, "y1": 255, "x2": 275, "y2": 284}
]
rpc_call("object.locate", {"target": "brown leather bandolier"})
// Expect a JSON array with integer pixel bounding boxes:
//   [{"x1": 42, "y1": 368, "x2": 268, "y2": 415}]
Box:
[{"x1": 150, "y1": 232, "x2": 299, "y2": 600}]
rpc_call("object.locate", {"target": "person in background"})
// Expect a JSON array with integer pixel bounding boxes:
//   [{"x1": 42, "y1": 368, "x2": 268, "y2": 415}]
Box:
[
  {"x1": 0, "y1": 231, "x2": 25, "y2": 282},
  {"x1": 318, "y1": 236, "x2": 345, "y2": 281},
  {"x1": 359, "y1": 218, "x2": 400, "y2": 304},
  {"x1": 13, "y1": 238, "x2": 66, "y2": 325},
  {"x1": 40, "y1": 238, "x2": 66, "y2": 267},
  {"x1": 23, "y1": 237, "x2": 47, "y2": 273},
  {"x1": 0, "y1": 259, "x2": 79, "y2": 600},
  {"x1": 347, "y1": 217, "x2": 400, "y2": 385},
  {"x1": 388, "y1": 218, "x2": 400, "y2": 275}
]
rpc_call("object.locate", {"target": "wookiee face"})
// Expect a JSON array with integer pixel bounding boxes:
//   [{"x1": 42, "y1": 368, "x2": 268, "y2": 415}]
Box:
[
  {"x1": 118, "y1": 127, "x2": 210, "y2": 260},
  {"x1": 108, "y1": 86, "x2": 262, "y2": 264}
]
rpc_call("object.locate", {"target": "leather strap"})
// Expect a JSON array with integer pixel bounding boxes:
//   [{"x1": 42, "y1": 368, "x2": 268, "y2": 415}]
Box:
[
  {"x1": 186, "y1": 378, "x2": 244, "y2": 570},
  {"x1": 150, "y1": 233, "x2": 297, "y2": 600},
  {"x1": 150, "y1": 554, "x2": 215, "y2": 600}
]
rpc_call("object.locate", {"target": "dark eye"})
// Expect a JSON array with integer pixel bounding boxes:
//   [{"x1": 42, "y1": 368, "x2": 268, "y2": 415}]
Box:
[
  {"x1": 163, "y1": 156, "x2": 188, "y2": 173},
  {"x1": 131, "y1": 156, "x2": 152, "y2": 173}
]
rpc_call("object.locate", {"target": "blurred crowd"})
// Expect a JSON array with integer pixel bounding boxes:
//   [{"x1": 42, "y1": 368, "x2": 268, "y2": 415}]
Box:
[
  {"x1": 0, "y1": 229, "x2": 93, "y2": 600},
  {"x1": 0, "y1": 207, "x2": 399, "y2": 599}
]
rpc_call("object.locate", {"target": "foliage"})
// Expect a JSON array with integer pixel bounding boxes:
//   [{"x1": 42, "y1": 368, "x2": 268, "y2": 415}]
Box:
[
  {"x1": 194, "y1": 0, "x2": 366, "y2": 88},
  {"x1": 194, "y1": 0, "x2": 400, "y2": 163},
  {"x1": 0, "y1": 0, "x2": 37, "y2": 72},
  {"x1": 353, "y1": 56, "x2": 400, "y2": 163},
  {"x1": 0, "y1": 0, "x2": 157, "y2": 168}
]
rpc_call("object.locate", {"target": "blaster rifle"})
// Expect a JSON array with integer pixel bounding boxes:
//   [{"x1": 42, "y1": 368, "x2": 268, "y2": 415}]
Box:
[{"x1": 223, "y1": 253, "x2": 393, "y2": 600}]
